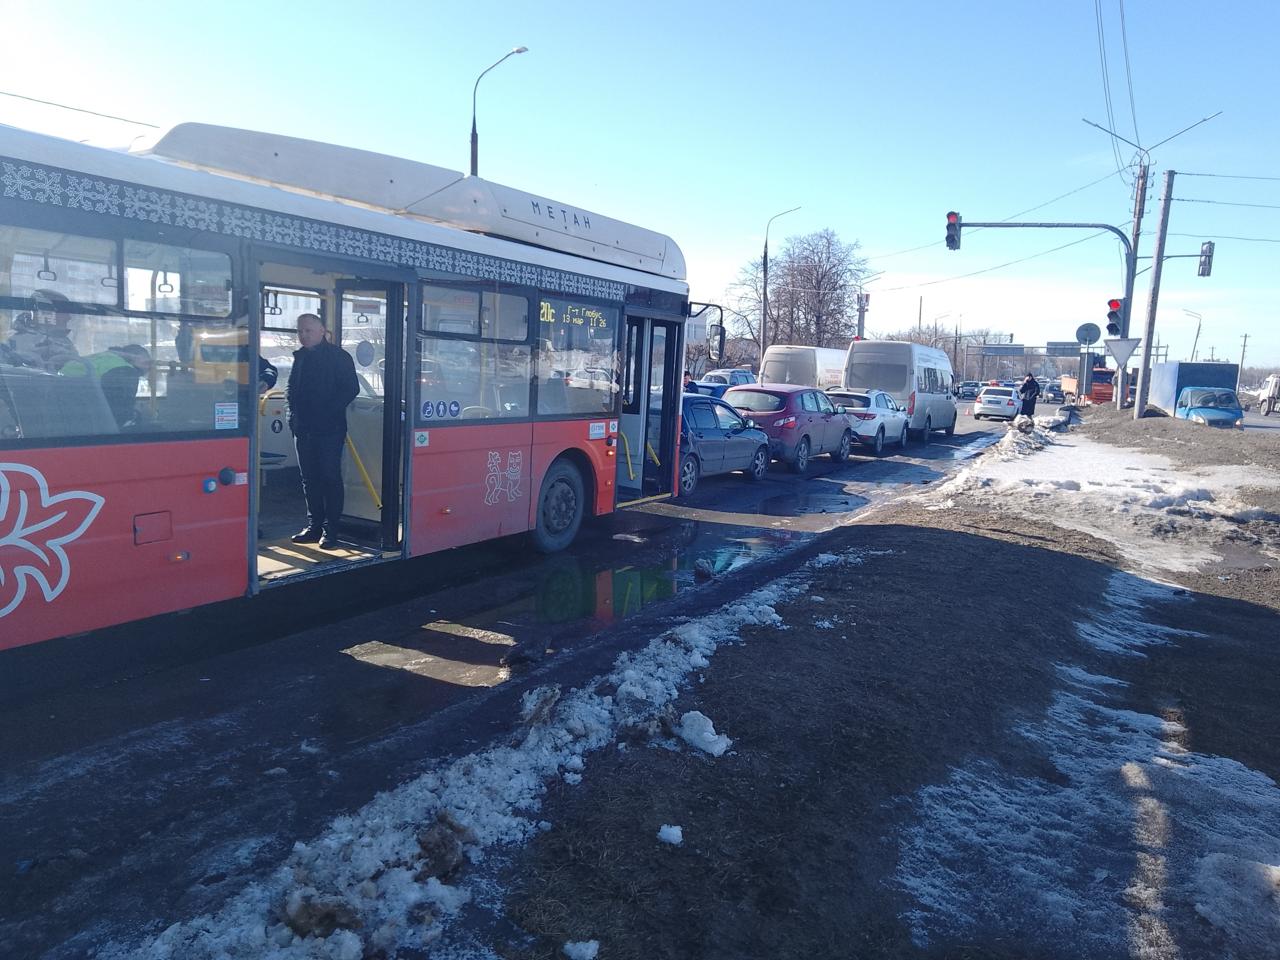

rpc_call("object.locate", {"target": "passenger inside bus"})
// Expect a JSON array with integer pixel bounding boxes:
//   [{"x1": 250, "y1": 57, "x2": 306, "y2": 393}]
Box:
[{"x1": 60, "y1": 344, "x2": 152, "y2": 428}]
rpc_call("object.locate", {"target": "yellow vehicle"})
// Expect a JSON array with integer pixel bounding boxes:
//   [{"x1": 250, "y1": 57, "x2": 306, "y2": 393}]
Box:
[{"x1": 190, "y1": 326, "x2": 249, "y2": 384}]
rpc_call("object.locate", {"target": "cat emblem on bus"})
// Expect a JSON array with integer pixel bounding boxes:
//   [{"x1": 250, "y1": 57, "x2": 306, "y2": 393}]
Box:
[
  {"x1": 0, "y1": 463, "x2": 104, "y2": 619},
  {"x1": 483, "y1": 451, "x2": 523, "y2": 505}
]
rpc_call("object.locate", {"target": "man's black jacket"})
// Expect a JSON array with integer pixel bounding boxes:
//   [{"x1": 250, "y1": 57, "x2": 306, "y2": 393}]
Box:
[{"x1": 287, "y1": 340, "x2": 359, "y2": 437}]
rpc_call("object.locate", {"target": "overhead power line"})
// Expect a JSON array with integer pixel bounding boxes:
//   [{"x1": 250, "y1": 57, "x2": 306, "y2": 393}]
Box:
[
  {"x1": 1173, "y1": 197, "x2": 1280, "y2": 210},
  {"x1": 876, "y1": 232, "x2": 1108, "y2": 293},
  {"x1": 1168, "y1": 231, "x2": 1280, "y2": 244},
  {"x1": 1178, "y1": 171, "x2": 1280, "y2": 181},
  {"x1": 1117, "y1": 0, "x2": 1142, "y2": 147},
  {"x1": 1093, "y1": 0, "x2": 1128, "y2": 178},
  {"x1": 0, "y1": 89, "x2": 160, "y2": 128}
]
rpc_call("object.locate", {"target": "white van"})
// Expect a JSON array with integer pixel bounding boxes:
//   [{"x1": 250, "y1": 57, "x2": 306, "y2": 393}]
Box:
[
  {"x1": 759, "y1": 344, "x2": 847, "y2": 389},
  {"x1": 842, "y1": 340, "x2": 957, "y2": 440}
]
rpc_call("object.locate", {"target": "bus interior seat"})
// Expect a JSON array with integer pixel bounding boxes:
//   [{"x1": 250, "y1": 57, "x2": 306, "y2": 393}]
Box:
[{"x1": 0, "y1": 367, "x2": 118, "y2": 438}]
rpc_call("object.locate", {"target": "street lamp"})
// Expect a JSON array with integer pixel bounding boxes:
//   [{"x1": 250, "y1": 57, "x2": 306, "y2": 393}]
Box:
[
  {"x1": 760, "y1": 205, "x2": 800, "y2": 361},
  {"x1": 470, "y1": 46, "x2": 528, "y2": 177}
]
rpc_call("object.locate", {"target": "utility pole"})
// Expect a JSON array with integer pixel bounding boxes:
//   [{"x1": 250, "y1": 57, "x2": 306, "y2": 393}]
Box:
[
  {"x1": 1239, "y1": 334, "x2": 1249, "y2": 387},
  {"x1": 855, "y1": 291, "x2": 869, "y2": 339},
  {"x1": 1116, "y1": 161, "x2": 1148, "y2": 409},
  {"x1": 1134, "y1": 170, "x2": 1175, "y2": 419}
]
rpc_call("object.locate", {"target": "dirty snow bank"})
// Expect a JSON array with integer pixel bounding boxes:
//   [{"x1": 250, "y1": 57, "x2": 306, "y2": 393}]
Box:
[
  {"x1": 897, "y1": 571, "x2": 1280, "y2": 958},
  {"x1": 99, "y1": 556, "x2": 856, "y2": 959}
]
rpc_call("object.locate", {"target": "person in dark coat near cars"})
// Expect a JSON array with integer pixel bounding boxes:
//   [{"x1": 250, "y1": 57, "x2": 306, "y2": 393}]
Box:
[
  {"x1": 287, "y1": 313, "x2": 359, "y2": 549},
  {"x1": 1018, "y1": 373, "x2": 1041, "y2": 417}
]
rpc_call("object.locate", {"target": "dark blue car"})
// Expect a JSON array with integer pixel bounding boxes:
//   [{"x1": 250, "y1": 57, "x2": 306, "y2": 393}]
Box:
[{"x1": 679, "y1": 393, "x2": 771, "y2": 495}]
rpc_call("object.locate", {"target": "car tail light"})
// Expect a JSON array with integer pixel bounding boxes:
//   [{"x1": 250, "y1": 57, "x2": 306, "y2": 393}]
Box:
[
  {"x1": 773, "y1": 415, "x2": 797, "y2": 429},
  {"x1": 850, "y1": 411, "x2": 876, "y2": 421},
  {"x1": 907, "y1": 391, "x2": 916, "y2": 415}
]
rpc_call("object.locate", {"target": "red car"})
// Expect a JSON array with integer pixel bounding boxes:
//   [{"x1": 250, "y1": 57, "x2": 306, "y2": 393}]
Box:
[{"x1": 724, "y1": 383, "x2": 852, "y2": 473}]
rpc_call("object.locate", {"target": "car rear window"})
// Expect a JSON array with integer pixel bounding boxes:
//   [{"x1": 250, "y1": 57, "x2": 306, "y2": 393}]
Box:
[
  {"x1": 980, "y1": 388, "x2": 1014, "y2": 398},
  {"x1": 726, "y1": 389, "x2": 785, "y2": 412},
  {"x1": 831, "y1": 393, "x2": 870, "y2": 408}
]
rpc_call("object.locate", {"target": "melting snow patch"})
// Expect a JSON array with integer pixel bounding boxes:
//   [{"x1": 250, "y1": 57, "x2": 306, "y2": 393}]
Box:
[
  {"x1": 657, "y1": 824, "x2": 684, "y2": 845},
  {"x1": 677, "y1": 711, "x2": 732, "y2": 757},
  {"x1": 563, "y1": 941, "x2": 599, "y2": 960}
]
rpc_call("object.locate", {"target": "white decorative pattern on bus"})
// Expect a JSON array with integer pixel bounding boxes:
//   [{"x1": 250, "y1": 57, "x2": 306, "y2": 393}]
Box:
[
  {"x1": 1, "y1": 160, "x2": 626, "y2": 302},
  {"x1": 0, "y1": 462, "x2": 104, "y2": 618},
  {"x1": 483, "y1": 451, "x2": 523, "y2": 505}
]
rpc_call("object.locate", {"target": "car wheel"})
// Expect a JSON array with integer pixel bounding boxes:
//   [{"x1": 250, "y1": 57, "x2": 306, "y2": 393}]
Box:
[
  {"x1": 532, "y1": 459, "x2": 584, "y2": 554},
  {"x1": 791, "y1": 437, "x2": 810, "y2": 474},
  {"x1": 831, "y1": 430, "x2": 852, "y2": 462},
  {"x1": 974, "y1": 413, "x2": 983, "y2": 420},
  {"x1": 944, "y1": 414, "x2": 956, "y2": 436},
  {"x1": 871, "y1": 427, "x2": 884, "y2": 456},
  {"x1": 746, "y1": 446, "x2": 769, "y2": 481},
  {"x1": 678, "y1": 455, "x2": 700, "y2": 497},
  {"x1": 920, "y1": 417, "x2": 932, "y2": 445},
  {"x1": 899, "y1": 424, "x2": 909, "y2": 449}
]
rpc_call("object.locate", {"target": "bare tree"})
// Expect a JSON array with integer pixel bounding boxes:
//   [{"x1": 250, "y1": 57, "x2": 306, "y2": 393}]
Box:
[{"x1": 726, "y1": 229, "x2": 868, "y2": 351}]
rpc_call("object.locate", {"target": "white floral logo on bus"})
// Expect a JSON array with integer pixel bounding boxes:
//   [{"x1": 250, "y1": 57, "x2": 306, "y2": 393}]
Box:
[
  {"x1": 483, "y1": 451, "x2": 524, "y2": 505},
  {"x1": 0, "y1": 463, "x2": 104, "y2": 619}
]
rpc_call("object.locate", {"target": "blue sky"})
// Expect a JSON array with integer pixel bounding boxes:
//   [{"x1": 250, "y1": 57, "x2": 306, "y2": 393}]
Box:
[{"x1": 6, "y1": 0, "x2": 1278, "y2": 365}]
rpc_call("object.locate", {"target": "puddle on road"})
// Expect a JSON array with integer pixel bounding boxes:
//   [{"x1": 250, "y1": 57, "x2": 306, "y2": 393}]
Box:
[
  {"x1": 942, "y1": 434, "x2": 1002, "y2": 459},
  {"x1": 757, "y1": 492, "x2": 869, "y2": 516}
]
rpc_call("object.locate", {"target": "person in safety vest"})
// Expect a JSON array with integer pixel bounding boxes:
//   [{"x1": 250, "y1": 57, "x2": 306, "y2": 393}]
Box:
[
  {"x1": 287, "y1": 313, "x2": 359, "y2": 550},
  {"x1": 61, "y1": 344, "x2": 151, "y2": 428}
]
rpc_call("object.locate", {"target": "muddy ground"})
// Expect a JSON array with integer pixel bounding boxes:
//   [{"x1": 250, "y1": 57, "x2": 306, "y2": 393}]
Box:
[{"x1": 478, "y1": 415, "x2": 1280, "y2": 960}]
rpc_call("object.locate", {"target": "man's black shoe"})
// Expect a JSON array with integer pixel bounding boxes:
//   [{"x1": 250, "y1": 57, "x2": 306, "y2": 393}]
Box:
[
  {"x1": 319, "y1": 535, "x2": 341, "y2": 550},
  {"x1": 291, "y1": 527, "x2": 322, "y2": 544}
]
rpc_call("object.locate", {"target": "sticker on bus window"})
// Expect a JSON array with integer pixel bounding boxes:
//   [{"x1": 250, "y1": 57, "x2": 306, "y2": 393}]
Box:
[
  {"x1": 448, "y1": 401, "x2": 461, "y2": 418},
  {"x1": 421, "y1": 401, "x2": 434, "y2": 419},
  {"x1": 435, "y1": 401, "x2": 448, "y2": 419},
  {"x1": 214, "y1": 402, "x2": 238, "y2": 429},
  {"x1": 588, "y1": 421, "x2": 606, "y2": 440},
  {"x1": 415, "y1": 431, "x2": 430, "y2": 447},
  {"x1": 608, "y1": 420, "x2": 618, "y2": 434}
]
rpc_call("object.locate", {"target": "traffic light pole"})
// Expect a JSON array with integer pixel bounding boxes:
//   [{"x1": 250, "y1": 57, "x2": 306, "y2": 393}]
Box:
[
  {"x1": 1133, "y1": 170, "x2": 1175, "y2": 421},
  {"x1": 1116, "y1": 163, "x2": 1148, "y2": 410}
]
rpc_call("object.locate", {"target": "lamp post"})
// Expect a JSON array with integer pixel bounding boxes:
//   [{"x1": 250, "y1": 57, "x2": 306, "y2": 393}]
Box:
[
  {"x1": 760, "y1": 205, "x2": 800, "y2": 363},
  {"x1": 470, "y1": 46, "x2": 528, "y2": 177}
]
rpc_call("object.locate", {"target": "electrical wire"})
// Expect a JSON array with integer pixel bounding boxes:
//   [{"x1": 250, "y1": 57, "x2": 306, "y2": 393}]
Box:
[
  {"x1": 1177, "y1": 171, "x2": 1280, "y2": 181},
  {"x1": 861, "y1": 170, "x2": 1124, "y2": 262},
  {"x1": 1094, "y1": 0, "x2": 1128, "y2": 178},
  {"x1": 0, "y1": 89, "x2": 159, "y2": 128},
  {"x1": 875, "y1": 232, "x2": 1109, "y2": 292},
  {"x1": 1173, "y1": 198, "x2": 1280, "y2": 210},
  {"x1": 1117, "y1": 0, "x2": 1142, "y2": 147},
  {"x1": 1168, "y1": 232, "x2": 1280, "y2": 243}
]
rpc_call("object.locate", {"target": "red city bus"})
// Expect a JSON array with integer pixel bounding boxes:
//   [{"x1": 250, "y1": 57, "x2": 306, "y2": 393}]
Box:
[{"x1": 0, "y1": 123, "x2": 689, "y2": 651}]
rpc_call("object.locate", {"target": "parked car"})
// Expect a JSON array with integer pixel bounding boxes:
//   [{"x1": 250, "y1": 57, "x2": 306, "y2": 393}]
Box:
[
  {"x1": 973, "y1": 386, "x2": 1021, "y2": 421},
  {"x1": 678, "y1": 393, "x2": 771, "y2": 495},
  {"x1": 958, "y1": 380, "x2": 981, "y2": 400},
  {"x1": 844, "y1": 340, "x2": 958, "y2": 441},
  {"x1": 827, "y1": 388, "x2": 909, "y2": 455},
  {"x1": 1174, "y1": 387, "x2": 1245, "y2": 429},
  {"x1": 1043, "y1": 380, "x2": 1065, "y2": 403},
  {"x1": 724, "y1": 383, "x2": 852, "y2": 473},
  {"x1": 690, "y1": 367, "x2": 755, "y2": 398}
]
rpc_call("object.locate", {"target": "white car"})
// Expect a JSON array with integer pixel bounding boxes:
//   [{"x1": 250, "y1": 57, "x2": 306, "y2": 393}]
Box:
[
  {"x1": 973, "y1": 386, "x2": 1021, "y2": 421},
  {"x1": 827, "y1": 388, "x2": 909, "y2": 455}
]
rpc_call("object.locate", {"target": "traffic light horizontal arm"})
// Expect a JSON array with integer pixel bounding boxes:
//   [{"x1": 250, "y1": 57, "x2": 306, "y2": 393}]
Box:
[{"x1": 956, "y1": 221, "x2": 1133, "y2": 258}]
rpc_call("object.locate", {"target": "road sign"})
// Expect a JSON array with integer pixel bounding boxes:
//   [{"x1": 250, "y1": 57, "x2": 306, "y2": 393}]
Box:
[
  {"x1": 1076, "y1": 323, "x2": 1101, "y2": 345},
  {"x1": 1105, "y1": 337, "x2": 1141, "y2": 368},
  {"x1": 981, "y1": 344, "x2": 1025, "y2": 356},
  {"x1": 1046, "y1": 341, "x2": 1080, "y2": 357}
]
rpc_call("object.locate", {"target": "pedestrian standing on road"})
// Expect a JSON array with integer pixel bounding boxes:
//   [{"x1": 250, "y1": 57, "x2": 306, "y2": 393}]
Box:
[
  {"x1": 287, "y1": 313, "x2": 359, "y2": 550},
  {"x1": 683, "y1": 369, "x2": 694, "y2": 390},
  {"x1": 1018, "y1": 373, "x2": 1041, "y2": 418}
]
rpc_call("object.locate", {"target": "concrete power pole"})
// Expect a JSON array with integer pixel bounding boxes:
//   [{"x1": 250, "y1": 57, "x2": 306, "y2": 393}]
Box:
[
  {"x1": 1239, "y1": 333, "x2": 1249, "y2": 388},
  {"x1": 1117, "y1": 162, "x2": 1148, "y2": 410},
  {"x1": 1134, "y1": 170, "x2": 1175, "y2": 419}
]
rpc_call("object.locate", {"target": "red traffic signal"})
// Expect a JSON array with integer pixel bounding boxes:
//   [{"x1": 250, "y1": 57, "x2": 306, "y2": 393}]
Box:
[
  {"x1": 1106, "y1": 298, "x2": 1124, "y2": 336},
  {"x1": 945, "y1": 211, "x2": 962, "y2": 251}
]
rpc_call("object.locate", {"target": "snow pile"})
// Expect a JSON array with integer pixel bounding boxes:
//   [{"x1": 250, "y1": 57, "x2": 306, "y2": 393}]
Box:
[
  {"x1": 896, "y1": 568, "x2": 1280, "y2": 956},
  {"x1": 563, "y1": 940, "x2": 599, "y2": 959},
  {"x1": 657, "y1": 824, "x2": 684, "y2": 845},
  {"x1": 676, "y1": 711, "x2": 732, "y2": 757},
  {"x1": 98, "y1": 557, "x2": 822, "y2": 959},
  {"x1": 927, "y1": 433, "x2": 1280, "y2": 573}
]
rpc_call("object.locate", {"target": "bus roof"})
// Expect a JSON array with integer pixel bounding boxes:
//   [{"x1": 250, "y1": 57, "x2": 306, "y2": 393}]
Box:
[{"x1": 132, "y1": 123, "x2": 685, "y2": 281}]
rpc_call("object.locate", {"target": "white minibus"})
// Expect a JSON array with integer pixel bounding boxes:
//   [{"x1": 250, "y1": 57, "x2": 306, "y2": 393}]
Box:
[
  {"x1": 759, "y1": 344, "x2": 847, "y2": 390},
  {"x1": 842, "y1": 340, "x2": 958, "y2": 440}
]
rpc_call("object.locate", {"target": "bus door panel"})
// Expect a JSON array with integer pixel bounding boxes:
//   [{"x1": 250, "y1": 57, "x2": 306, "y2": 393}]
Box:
[
  {"x1": 0, "y1": 440, "x2": 249, "y2": 651},
  {"x1": 617, "y1": 315, "x2": 680, "y2": 500},
  {"x1": 407, "y1": 422, "x2": 533, "y2": 555},
  {"x1": 337, "y1": 281, "x2": 403, "y2": 549}
]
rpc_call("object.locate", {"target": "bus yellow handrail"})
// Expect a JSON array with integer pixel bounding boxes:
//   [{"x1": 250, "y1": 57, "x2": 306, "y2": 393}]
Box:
[{"x1": 345, "y1": 434, "x2": 383, "y2": 511}]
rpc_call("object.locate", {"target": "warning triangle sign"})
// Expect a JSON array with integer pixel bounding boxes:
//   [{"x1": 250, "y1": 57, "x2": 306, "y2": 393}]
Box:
[{"x1": 1105, "y1": 337, "x2": 1141, "y2": 367}]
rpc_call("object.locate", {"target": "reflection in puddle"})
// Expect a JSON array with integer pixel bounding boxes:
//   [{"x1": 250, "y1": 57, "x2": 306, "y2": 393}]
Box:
[{"x1": 945, "y1": 434, "x2": 1002, "y2": 459}]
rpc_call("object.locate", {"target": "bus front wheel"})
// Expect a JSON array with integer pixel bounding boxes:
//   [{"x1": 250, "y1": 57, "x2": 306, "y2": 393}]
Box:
[{"x1": 533, "y1": 459, "x2": 585, "y2": 554}]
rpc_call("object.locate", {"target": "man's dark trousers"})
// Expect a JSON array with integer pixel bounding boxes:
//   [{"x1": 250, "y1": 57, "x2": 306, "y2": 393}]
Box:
[{"x1": 296, "y1": 431, "x2": 345, "y2": 535}]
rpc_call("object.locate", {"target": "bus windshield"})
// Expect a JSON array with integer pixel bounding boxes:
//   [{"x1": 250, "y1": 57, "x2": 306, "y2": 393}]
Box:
[
  {"x1": 845, "y1": 360, "x2": 909, "y2": 393},
  {"x1": 761, "y1": 358, "x2": 814, "y2": 385}
]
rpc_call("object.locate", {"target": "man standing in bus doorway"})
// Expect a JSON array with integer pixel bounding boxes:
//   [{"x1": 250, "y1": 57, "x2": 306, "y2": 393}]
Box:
[
  {"x1": 1018, "y1": 373, "x2": 1041, "y2": 418},
  {"x1": 287, "y1": 313, "x2": 359, "y2": 550}
]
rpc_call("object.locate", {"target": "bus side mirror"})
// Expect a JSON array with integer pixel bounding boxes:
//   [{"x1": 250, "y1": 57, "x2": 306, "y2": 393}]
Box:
[{"x1": 707, "y1": 321, "x2": 726, "y2": 363}]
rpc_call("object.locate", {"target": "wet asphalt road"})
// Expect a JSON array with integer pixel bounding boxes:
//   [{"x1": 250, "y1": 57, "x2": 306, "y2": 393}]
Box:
[{"x1": 0, "y1": 419, "x2": 1004, "y2": 959}]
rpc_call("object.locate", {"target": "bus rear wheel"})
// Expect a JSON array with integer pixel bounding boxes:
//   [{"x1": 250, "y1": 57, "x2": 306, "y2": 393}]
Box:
[{"x1": 533, "y1": 459, "x2": 585, "y2": 554}]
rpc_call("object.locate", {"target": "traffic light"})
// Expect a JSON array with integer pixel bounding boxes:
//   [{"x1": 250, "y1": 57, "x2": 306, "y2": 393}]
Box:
[
  {"x1": 1198, "y1": 241, "x2": 1215, "y2": 277},
  {"x1": 945, "y1": 212, "x2": 962, "y2": 251},
  {"x1": 1106, "y1": 298, "x2": 1124, "y2": 336}
]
